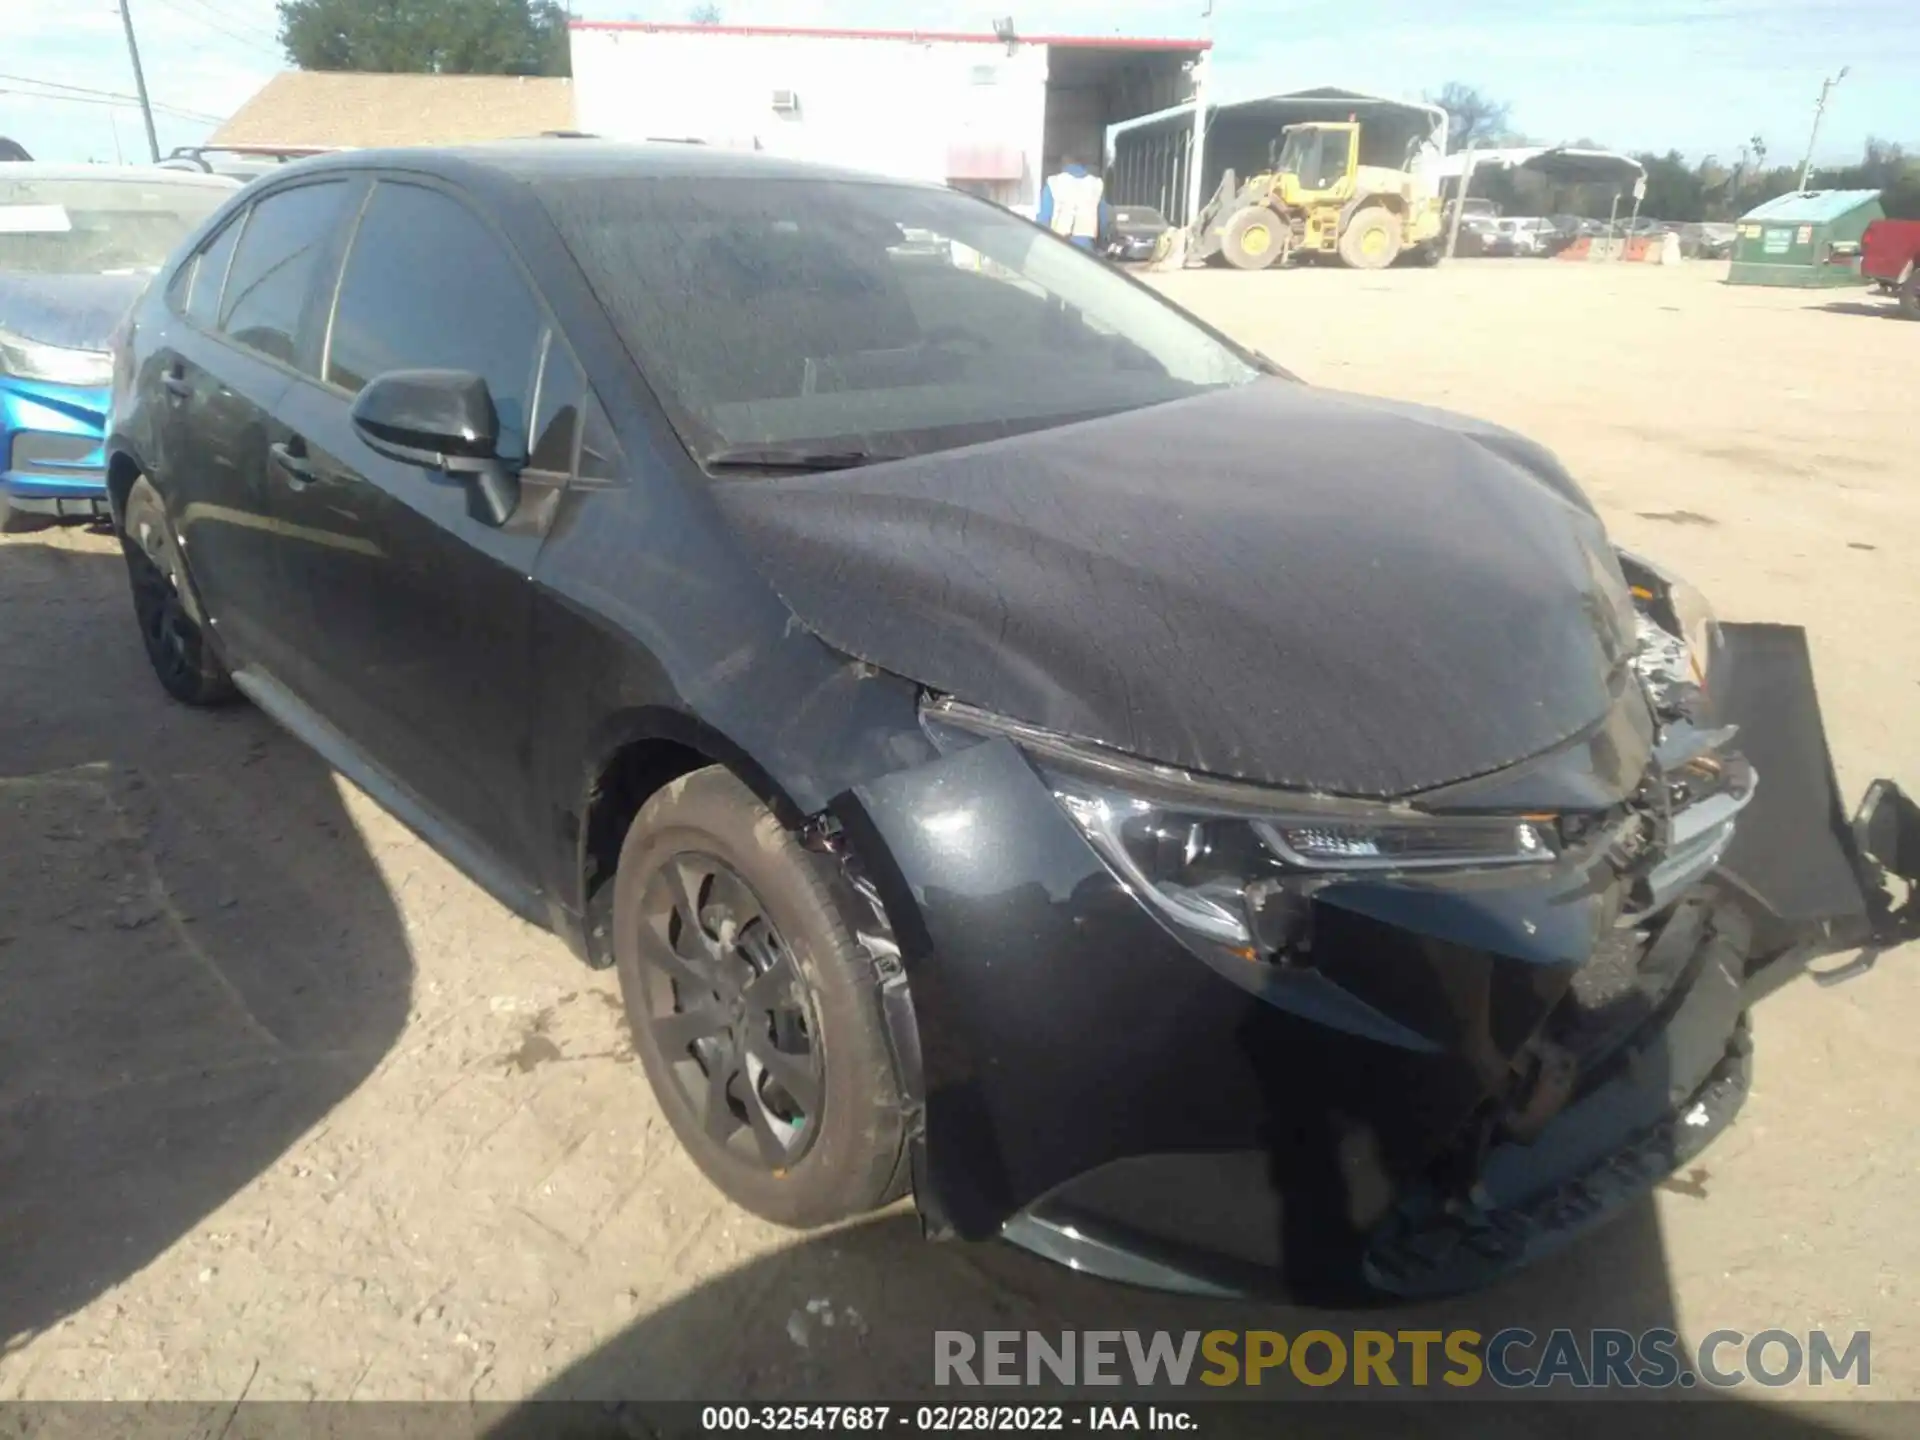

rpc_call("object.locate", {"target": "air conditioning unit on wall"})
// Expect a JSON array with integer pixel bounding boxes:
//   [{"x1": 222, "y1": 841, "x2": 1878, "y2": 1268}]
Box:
[{"x1": 772, "y1": 89, "x2": 800, "y2": 114}]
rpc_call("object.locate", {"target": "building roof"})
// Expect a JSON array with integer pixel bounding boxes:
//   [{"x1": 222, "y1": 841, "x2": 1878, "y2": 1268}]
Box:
[
  {"x1": 1110, "y1": 86, "x2": 1447, "y2": 142},
  {"x1": 1436, "y1": 146, "x2": 1645, "y2": 184},
  {"x1": 1738, "y1": 188, "x2": 1883, "y2": 224},
  {"x1": 569, "y1": 19, "x2": 1209, "y2": 51},
  {"x1": 210, "y1": 72, "x2": 574, "y2": 150}
]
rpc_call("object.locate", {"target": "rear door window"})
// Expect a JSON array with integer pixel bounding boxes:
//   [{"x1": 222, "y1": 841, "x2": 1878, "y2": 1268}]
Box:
[
  {"x1": 180, "y1": 212, "x2": 244, "y2": 330},
  {"x1": 324, "y1": 180, "x2": 544, "y2": 458},
  {"x1": 218, "y1": 180, "x2": 348, "y2": 367}
]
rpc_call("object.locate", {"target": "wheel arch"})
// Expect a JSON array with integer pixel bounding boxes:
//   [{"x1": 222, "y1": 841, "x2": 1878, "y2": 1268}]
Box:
[
  {"x1": 104, "y1": 447, "x2": 143, "y2": 528},
  {"x1": 1340, "y1": 190, "x2": 1408, "y2": 232},
  {"x1": 575, "y1": 707, "x2": 808, "y2": 966}
]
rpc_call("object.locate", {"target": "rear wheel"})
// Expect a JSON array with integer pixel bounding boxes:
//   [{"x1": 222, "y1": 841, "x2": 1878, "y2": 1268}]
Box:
[
  {"x1": 120, "y1": 474, "x2": 239, "y2": 706},
  {"x1": 1899, "y1": 268, "x2": 1920, "y2": 320},
  {"x1": 1221, "y1": 207, "x2": 1284, "y2": 271},
  {"x1": 613, "y1": 766, "x2": 909, "y2": 1228},
  {"x1": 1339, "y1": 206, "x2": 1403, "y2": 269}
]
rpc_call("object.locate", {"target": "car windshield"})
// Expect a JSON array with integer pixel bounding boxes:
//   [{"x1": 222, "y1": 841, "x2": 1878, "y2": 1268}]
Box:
[
  {"x1": 0, "y1": 175, "x2": 231, "y2": 276},
  {"x1": 538, "y1": 175, "x2": 1260, "y2": 466}
]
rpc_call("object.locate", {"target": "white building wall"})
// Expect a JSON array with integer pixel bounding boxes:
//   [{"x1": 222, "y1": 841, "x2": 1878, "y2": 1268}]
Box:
[{"x1": 571, "y1": 28, "x2": 1052, "y2": 205}]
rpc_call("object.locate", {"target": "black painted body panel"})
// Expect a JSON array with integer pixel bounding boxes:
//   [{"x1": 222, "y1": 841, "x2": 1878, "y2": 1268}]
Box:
[{"x1": 716, "y1": 380, "x2": 1638, "y2": 797}]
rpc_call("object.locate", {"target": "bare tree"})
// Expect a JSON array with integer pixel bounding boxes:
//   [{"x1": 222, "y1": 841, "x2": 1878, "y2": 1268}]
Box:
[
  {"x1": 1426, "y1": 82, "x2": 1514, "y2": 153},
  {"x1": 689, "y1": 2, "x2": 722, "y2": 21}
]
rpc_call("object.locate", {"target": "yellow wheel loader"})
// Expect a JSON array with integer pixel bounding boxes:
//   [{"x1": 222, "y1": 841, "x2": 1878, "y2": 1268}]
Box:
[{"x1": 1193, "y1": 121, "x2": 1446, "y2": 271}]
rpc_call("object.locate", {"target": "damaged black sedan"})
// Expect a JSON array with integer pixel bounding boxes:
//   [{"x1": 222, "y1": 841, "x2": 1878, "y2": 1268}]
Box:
[{"x1": 105, "y1": 142, "x2": 1920, "y2": 1300}]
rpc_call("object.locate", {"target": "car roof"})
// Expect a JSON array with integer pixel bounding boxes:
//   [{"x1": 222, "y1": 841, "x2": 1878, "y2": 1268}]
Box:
[
  {"x1": 0, "y1": 163, "x2": 241, "y2": 190},
  {"x1": 273, "y1": 138, "x2": 937, "y2": 191}
]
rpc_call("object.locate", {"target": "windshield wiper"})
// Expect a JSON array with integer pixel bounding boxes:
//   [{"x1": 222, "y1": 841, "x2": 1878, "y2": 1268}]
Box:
[{"x1": 702, "y1": 443, "x2": 905, "y2": 474}]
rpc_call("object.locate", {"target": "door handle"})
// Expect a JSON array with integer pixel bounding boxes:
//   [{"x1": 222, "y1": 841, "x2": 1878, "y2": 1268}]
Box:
[
  {"x1": 269, "y1": 440, "x2": 317, "y2": 487},
  {"x1": 161, "y1": 372, "x2": 191, "y2": 400}
]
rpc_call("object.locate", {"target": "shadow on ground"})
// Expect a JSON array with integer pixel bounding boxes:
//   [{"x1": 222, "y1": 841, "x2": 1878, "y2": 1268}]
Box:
[
  {"x1": 1815, "y1": 299, "x2": 1905, "y2": 320},
  {"x1": 0, "y1": 538, "x2": 413, "y2": 1344},
  {"x1": 505, "y1": 1205, "x2": 1892, "y2": 1437}
]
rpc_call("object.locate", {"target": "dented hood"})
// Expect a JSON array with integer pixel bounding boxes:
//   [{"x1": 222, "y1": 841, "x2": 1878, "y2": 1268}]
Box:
[{"x1": 713, "y1": 380, "x2": 1636, "y2": 797}]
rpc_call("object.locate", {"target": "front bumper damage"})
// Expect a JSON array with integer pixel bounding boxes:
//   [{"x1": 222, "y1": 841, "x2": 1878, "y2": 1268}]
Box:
[{"x1": 831, "y1": 622, "x2": 1918, "y2": 1301}]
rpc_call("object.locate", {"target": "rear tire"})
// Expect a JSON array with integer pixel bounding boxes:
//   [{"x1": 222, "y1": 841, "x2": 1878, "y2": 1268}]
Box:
[
  {"x1": 1221, "y1": 207, "x2": 1284, "y2": 271},
  {"x1": 1899, "y1": 269, "x2": 1920, "y2": 321},
  {"x1": 1339, "y1": 205, "x2": 1403, "y2": 269},
  {"x1": 121, "y1": 474, "x2": 239, "y2": 707},
  {"x1": 613, "y1": 765, "x2": 909, "y2": 1229}
]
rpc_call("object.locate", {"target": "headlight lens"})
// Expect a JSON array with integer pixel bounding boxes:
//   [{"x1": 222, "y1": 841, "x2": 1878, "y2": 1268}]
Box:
[
  {"x1": 0, "y1": 328, "x2": 113, "y2": 387},
  {"x1": 924, "y1": 698, "x2": 1559, "y2": 956}
]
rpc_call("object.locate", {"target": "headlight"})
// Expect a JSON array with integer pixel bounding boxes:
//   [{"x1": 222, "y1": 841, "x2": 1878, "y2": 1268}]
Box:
[
  {"x1": 923, "y1": 698, "x2": 1558, "y2": 957},
  {"x1": 0, "y1": 328, "x2": 113, "y2": 387},
  {"x1": 1616, "y1": 549, "x2": 1719, "y2": 692}
]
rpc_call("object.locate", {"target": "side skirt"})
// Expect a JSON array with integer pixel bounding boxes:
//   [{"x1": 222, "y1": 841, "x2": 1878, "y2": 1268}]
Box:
[{"x1": 231, "y1": 666, "x2": 550, "y2": 930}]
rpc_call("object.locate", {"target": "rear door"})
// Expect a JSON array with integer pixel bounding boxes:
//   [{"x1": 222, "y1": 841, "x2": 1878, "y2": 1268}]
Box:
[
  {"x1": 266, "y1": 176, "x2": 581, "y2": 880},
  {"x1": 156, "y1": 179, "x2": 355, "y2": 679}
]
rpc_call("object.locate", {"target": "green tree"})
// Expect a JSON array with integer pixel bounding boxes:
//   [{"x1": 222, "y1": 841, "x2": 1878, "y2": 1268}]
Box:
[
  {"x1": 278, "y1": 0, "x2": 571, "y2": 76},
  {"x1": 1629, "y1": 149, "x2": 1705, "y2": 220},
  {"x1": 1425, "y1": 82, "x2": 1515, "y2": 154}
]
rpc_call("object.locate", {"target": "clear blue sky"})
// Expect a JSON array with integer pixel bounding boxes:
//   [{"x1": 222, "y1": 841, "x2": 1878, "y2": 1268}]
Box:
[{"x1": 3, "y1": 1, "x2": 1912, "y2": 168}]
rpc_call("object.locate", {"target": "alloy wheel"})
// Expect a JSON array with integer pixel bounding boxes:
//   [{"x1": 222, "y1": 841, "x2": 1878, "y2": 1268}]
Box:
[
  {"x1": 634, "y1": 851, "x2": 825, "y2": 1169},
  {"x1": 129, "y1": 538, "x2": 198, "y2": 688}
]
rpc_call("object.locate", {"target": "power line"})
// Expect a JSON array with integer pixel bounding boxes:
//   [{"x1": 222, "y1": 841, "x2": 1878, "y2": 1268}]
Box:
[
  {"x1": 0, "y1": 72, "x2": 223, "y2": 123},
  {"x1": 151, "y1": 0, "x2": 282, "y2": 55},
  {"x1": 185, "y1": 0, "x2": 282, "y2": 41},
  {"x1": 0, "y1": 87, "x2": 223, "y2": 126},
  {"x1": 0, "y1": 74, "x2": 222, "y2": 125}
]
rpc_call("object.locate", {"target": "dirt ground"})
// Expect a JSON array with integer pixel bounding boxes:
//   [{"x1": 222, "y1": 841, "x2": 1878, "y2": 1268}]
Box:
[{"x1": 1, "y1": 259, "x2": 1914, "y2": 1424}]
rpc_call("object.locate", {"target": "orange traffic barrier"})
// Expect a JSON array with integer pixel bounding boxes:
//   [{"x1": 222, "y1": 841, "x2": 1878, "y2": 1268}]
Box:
[{"x1": 1558, "y1": 236, "x2": 1592, "y2": 260}]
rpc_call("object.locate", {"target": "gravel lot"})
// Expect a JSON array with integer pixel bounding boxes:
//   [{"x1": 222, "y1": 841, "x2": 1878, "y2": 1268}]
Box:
[{"x1": 1, "y1": 258, "x2": 1913, "y2": 1425}]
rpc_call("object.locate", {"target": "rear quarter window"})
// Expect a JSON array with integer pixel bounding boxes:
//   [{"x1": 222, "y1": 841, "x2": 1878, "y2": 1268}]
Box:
[
  {"x1": 175, "y1": 212, "x2": 244, "y2": 330},
  {"x1": 218, "y1": 180, "x2": 348, "y2": 367}
]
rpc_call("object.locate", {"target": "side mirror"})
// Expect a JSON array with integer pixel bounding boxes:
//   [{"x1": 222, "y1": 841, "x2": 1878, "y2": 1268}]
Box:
[{"x1": 350, "y1": 369, "x2": 521, "y2": 525}]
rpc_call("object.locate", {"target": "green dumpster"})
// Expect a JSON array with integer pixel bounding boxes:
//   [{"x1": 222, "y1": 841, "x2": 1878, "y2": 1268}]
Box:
[{"x1": 1728, "y1": 189, "x2": 1884, "y2": 287}]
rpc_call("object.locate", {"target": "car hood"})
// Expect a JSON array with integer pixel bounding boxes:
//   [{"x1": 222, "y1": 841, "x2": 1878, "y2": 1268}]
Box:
[
  {"x1": 713, "y1": 379, "x2": 1638, "y2": 798},
  {"x1": 0, "y1": 271, "x2": 146, "y2": 352}
]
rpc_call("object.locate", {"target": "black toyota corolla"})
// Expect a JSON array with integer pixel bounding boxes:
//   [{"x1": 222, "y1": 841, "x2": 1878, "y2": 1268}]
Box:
[{"x1": 105, "y1": 141, "x2": 1918, "y2": 1301}]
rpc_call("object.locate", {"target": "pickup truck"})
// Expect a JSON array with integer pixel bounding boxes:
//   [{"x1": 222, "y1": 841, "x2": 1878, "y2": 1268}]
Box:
[{"x1": 1861, "y1": 217, "x2": 1920, "y2": 318}]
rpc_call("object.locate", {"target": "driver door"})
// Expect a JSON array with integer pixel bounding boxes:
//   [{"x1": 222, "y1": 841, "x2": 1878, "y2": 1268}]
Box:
[{"x1": 262, "y1": 177, "x2": 582, "y2": 884}]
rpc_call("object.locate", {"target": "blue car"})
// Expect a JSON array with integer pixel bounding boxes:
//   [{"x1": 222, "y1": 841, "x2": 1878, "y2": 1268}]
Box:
[{"x1": 2, "y1": 165, "x2": 236, "y2": 530}]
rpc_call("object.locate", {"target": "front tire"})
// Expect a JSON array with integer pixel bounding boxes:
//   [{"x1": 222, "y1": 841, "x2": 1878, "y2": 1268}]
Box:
[
  {"x1": 120, "y1": 474, "x2": 239, "y2": 707},
  {"x1": 1339, "y1": 205, "x2": 1403, "y2": 269},
  {"x1": 613, "y1": 766, "x2": 908, "y2": 1228},
  {"x1": 1221, "y1": 207, "x2": 1284, "y2": 271}
]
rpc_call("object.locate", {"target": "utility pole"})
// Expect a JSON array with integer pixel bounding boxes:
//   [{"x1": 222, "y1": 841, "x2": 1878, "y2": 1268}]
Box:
[
  {"x1": 1796, "y1": 66, "x2": 1849, "y2": 193},
  {"x1": 1443, "y1": 143, "x2": 1475, "y2": 261},
  {"x1": 116, "y1": 1, "x2": 161, "y2": 163},
  {"x1": 1182, "y1": 1, "x2": 1214, "y2": 234}
]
